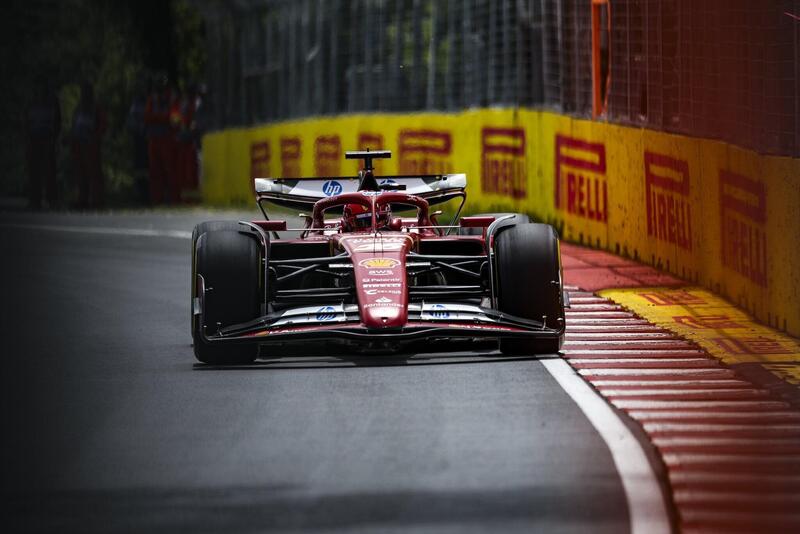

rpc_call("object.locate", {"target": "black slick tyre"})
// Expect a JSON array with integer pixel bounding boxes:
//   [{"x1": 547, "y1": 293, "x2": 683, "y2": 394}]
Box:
[
  {"x1": 192, "y1": 228, "x2": 261, "y2": 364},
  {"x1": 191, "y1": 222, "x2": 243, "y2": 297},
  {"x1": 495, "y1": 223, "x2": 565, "y2": 355},
  {"x1": 190, "y1": 221, "x2": 243, "y2": 323}
]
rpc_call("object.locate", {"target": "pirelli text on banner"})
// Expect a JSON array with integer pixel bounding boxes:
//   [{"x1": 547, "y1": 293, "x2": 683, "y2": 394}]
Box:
[
  {"x1": 481, "y1": 127, "x2": 527, "y2": 199},
  {"x1": 644, "y1": 151, "x2": 692, "y2": 251},
  {"x1": 554, "y1": 134, "x2": 608, "y2": 222},
  {"x1": 397, "y1": 129, "x2": 453, "y2": 175},
  {"x1": 719, "y1": 169, "x2": 768, "y2": 288}
]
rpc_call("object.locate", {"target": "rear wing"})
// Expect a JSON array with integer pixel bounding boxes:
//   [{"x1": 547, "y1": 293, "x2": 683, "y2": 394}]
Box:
[{"x1": 254, "y1": 174, "x2": 467, "y2": 210}]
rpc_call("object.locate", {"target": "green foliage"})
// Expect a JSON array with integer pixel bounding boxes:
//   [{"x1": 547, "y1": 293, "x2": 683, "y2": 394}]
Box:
[
  {"x1": 1, "y1": 0, "x2": 206, "y2": 205},
  {"x1": 172, "y1": 0, "x2": 207, "y2": 91}
]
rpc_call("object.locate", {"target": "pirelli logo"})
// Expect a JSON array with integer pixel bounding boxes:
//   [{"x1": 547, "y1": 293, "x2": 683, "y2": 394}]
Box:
[
  {"x1": 637, "y1": 290, "x2": 706, "y2": 306},
  {"x1": 554, "y1": 134, "x2": 608, "y2": 222},
  {"x1": 357, "y1": 132, "x2": 385, "y2": 171},
  {"x1": 645, "y1": 151, "x2": 692, "y2": 251},
  {"x1": 250, "y1": 141, "x2": 271, "y2": 180},
  {"x1": 720, "y1": 170, "x2": 767, "y2": 287},
  {"x1": 398, "y1": 129, "x2": 453, "y2": 175},
  {"x1": 481, "y1": 127, "x2": 526, "y2": 199},
  {"x1": 280, "y1": 137, "x2": 301, "y2": 178},
  {"x1": 314, "y1": 135, "x2": 341, "y2": 176}
]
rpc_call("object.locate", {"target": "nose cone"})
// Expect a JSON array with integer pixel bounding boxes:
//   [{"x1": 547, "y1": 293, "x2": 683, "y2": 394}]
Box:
[
  {"x1": 361, "y1": 305, "x2": 405, "y2": 329},
  {"x1": 337, "y1": 234, "x2": 412, "y2": 330}
]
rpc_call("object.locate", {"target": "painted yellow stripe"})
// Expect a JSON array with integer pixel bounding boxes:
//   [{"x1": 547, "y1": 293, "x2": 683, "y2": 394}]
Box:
[{"x1": 599, "y1": 287, "x2": 800, "y2": 367}]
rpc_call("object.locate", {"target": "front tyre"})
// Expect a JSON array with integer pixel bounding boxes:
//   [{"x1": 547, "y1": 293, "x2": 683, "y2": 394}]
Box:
[
  {"x1": 190, "y1": 221, "x2": 244, "y2": 327},
  {"x1": 192, "y1": 228, "x2": 261, "y2": 364},
  {"x1": 495, "y1": 223, "x2": 565, "y2": 355}
]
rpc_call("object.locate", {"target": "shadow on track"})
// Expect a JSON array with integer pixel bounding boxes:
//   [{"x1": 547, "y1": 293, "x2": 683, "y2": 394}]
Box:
[
  {"x1": 192, "y1": 346, "x2": 561, "y2": 371},
  {"x1": 9, "y1": 481, "x2": 623, "y2": 533}
]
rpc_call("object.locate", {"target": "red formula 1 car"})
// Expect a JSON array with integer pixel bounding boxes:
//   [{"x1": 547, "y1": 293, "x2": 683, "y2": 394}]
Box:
[{"x1": 191, "y1": 150, "x2": 566, "y2": 364}]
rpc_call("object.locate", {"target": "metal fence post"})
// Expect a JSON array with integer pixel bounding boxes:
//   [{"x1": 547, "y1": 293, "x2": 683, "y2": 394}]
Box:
[
  {"x1": 313, "y1": 0, "x2": 324, "y2": 115},
  {"x1": 445, "y1": 0, "x2": 456, "y2": 110},
  {"x1": 329, "y1": 0, "x2": 339, "y2": 114},
  {"x1": 376, "y1": 0, "x2": 386, "y2": 111},
  {"x1": 462, "y1": 0, "x2": 472, "y2": 107},
  {"x1": 488, "y1": 0, "x2": 496, "y2": 103},
  {"x1": 502, "y1": 0, "x2": 511, "y2": 103},
  {"x1": 348, "y1": 0, "x2": 358, "y2": 111},
  {"x1": 412, "y1": 0, "x2": 422, "y2": 109},
  {"x1": 426, "y1": 0, "x2": 438, "y2": 109},
  {"x1": 394, "y1": 0, "x2": 404, "y2": 111},
  {"x1": 364, "y1": 0, "x2": 372, "y2": 110}
]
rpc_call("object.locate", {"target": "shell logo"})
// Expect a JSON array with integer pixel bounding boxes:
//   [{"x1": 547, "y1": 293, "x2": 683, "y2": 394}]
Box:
[{"x1": 358, "y1": 257, "x2": 400, "y2": 268}]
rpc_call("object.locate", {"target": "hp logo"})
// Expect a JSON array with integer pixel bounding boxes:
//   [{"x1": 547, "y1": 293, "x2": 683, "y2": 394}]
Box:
[
  {"x1": 322, "y1": 180, "x2": 343, "y2": 196},
  {"x1": 316, "y1": 306, "x2": 337, "y2": 321},
  {"x1": 430, "y1": 304, "x2": 450, "y2": 319}
]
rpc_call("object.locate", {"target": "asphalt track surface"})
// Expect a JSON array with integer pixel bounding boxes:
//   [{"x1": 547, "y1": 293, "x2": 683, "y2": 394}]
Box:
[{"x1": 1, "y1": 209, "x2": 629, "y2": 533}]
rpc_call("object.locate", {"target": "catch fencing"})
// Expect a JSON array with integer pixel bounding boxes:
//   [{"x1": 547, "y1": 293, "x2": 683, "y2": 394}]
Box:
[{"x1": 194, "y1": 0, "x2": 800, "y2": 158}]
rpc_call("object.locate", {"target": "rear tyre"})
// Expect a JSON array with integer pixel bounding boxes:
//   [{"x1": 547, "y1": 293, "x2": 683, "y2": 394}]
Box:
[
  {"x1": 192, "y1": 228, "x2": 261, "y2": 364},
  {"x1": 495, "y1": 223, "x2": 565, "y2": 355}
]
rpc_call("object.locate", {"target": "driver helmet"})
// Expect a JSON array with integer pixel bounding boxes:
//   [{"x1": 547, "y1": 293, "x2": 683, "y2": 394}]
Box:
[
  {"x1": 343, "y1": 203, "x2": 372, "y2": 231},
  {"x1": 376, "y1": 202, "x2": 391, "y2": 228},
  {"x1": 342, "y1": 202, "x2": 392, "y2": 231}
]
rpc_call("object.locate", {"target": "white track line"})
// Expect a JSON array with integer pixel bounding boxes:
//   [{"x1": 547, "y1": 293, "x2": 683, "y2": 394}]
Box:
[
  {"x1": 1, "y1": 223, "x2": 192, "y2": 239},
  {"x1": 542, "y1": 358, "x2": 672, "y2": 534}
]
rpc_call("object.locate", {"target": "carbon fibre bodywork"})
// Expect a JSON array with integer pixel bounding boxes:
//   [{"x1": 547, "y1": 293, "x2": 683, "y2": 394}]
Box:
[{"x1": 192, "y1": 159, "x2": 565, "y2": 355}]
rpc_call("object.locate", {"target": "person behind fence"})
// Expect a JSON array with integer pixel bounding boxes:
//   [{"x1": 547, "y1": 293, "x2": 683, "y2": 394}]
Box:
[
  {"x1": 69, "y1": 82, "x2": 107, "y2": 209},
  {"x1": 25, "y1": 80, "x2": 61, "y2": 210},
  {"x1": 170, "y1": 82, "x2": 205, "y2": 200},
  {"x1": 191, "y1": 83, "x2": 210, "y2": 190},
  {"x1": 144, "y1": 75, "x2": 178, "y2": 204},
  {"x1": 126, "y1": 80, "x2": 150, "y2": 204}
]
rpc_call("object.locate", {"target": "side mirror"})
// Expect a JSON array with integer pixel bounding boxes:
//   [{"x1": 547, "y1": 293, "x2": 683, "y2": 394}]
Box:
[
  {"x1": 459, "y1": 216, "x2": 495, "y2": 228},
  {"x1": 252, "y1": 220, "x2": 288, "y2": 231}
]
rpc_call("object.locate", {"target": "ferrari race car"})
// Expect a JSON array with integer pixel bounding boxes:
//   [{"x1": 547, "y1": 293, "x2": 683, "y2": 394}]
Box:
[{"x1": 191, "y1": 150, "x2": 566, "y2": 364}]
